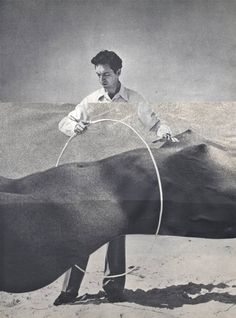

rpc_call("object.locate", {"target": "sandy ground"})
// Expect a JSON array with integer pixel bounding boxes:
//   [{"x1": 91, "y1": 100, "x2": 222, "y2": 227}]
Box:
[
  {"x1": 1, "y1": 236, "x2": 236, "y2": 318},
  {"x1": 0, "y1": 102, "x2": 236, "y2": 317}
]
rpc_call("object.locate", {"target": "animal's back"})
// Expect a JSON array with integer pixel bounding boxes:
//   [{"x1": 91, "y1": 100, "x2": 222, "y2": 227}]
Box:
[{"x1": 0, "y1": 130, "x2": 235, "y2": 293}]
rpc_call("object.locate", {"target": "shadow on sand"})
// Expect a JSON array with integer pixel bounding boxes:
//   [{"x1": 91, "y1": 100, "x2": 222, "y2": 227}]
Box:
[{"x1": 72, "y1": 282, "x2": 236, "y2": 309}]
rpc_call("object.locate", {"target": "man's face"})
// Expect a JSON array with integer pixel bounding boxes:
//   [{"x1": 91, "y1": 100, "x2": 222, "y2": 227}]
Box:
[{"x1": 95, "y1": 64, "x2": 120, "y2": 91}]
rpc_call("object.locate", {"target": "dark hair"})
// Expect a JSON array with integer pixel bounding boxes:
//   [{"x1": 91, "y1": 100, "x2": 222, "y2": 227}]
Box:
[{"x1": 91, "y1": 50, "x2": 122, "y2": 73}]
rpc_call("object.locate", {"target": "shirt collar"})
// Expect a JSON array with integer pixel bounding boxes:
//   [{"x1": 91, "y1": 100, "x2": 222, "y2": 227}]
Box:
[{"x1": 98, "y1": 83, "x2": 129, "y2": 102}]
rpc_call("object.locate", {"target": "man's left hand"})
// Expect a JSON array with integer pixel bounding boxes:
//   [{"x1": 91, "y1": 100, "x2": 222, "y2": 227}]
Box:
[{"x1": 155, "y1": 123, "x2": 179, "y2": 143}]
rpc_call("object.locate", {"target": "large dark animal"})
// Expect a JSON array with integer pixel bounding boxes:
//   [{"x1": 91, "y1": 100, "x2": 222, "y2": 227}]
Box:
[{"x1": 0, "y1": 130, "x2": 235, "y2": 293}]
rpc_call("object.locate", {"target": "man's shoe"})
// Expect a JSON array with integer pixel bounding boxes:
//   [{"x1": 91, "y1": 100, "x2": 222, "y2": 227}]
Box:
[
  {"x1": 53, "y1": 291, "x2": 78, "y2": 306},
  {"x1": 106, "y1": 292, "x2": 127, "y2": 303}
]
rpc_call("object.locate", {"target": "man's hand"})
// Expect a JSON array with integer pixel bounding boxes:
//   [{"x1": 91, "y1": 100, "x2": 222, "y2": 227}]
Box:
[
  {"x1": 74, "y1": 121, "x2": 89, "y2": 134},
  {"x1": 156, "y1": 123, "x2": 179, "y2": 143}
]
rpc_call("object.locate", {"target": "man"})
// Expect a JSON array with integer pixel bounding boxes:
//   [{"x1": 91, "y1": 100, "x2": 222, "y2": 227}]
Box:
[{"x1": 54, "y1": 50, "x2": 176, "y2": 306}]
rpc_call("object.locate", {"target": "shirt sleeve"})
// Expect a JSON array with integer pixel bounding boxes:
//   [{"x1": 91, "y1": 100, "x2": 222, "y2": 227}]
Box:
[
  {"x1": 58, "y1": 98, "x2": 90, "y2": 136},
  {"x1": 135, "y1": 94, "x2": 160, "y2": 131}
]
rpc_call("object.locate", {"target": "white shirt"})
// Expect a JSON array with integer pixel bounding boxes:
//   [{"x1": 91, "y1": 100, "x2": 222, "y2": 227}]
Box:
[{"x1": 59, "y1": 84, "x2": 160, "y2": 136}]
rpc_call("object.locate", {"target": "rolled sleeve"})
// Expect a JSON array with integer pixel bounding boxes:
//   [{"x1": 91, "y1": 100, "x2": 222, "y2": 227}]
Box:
[
  {"x1": 58, "y1": 98, "x2": 89, "y2": 136},
  {"x1": 134, "y1": 94, "x2": 160, "y2": 130}
]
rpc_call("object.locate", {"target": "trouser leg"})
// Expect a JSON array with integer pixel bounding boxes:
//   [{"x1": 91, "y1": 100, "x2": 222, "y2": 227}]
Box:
[
  {"x1": 61, "y1": 255, "x2": 89, "y2": 296},
  {"x1": 102, "y1": 235, "x2": 126, "y2": 295}
]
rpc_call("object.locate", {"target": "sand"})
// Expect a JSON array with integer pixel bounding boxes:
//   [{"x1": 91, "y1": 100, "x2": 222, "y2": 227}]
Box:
[{"x1": 0, "y1": 101, "x2": 236, "y2": 317}]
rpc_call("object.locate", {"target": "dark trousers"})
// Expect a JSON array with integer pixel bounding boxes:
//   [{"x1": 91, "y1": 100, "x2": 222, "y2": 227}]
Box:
[{"x1": 62, "y1": 236, "x2": 126, "y2": 296}]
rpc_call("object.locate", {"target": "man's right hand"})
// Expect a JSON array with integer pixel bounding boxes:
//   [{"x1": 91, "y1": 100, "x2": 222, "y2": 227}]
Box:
[{"x1": 74, "y1": 121, "x2": 89, "y2": 134}]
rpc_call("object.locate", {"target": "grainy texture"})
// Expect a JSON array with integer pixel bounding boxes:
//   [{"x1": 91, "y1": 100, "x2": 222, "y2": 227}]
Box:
[
  {"x1": 1, "y1": 0, "x2": 236, "y2": 103},
  {"x1": 0, "y1": 101, "x2": 235, "y2": 317}
]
